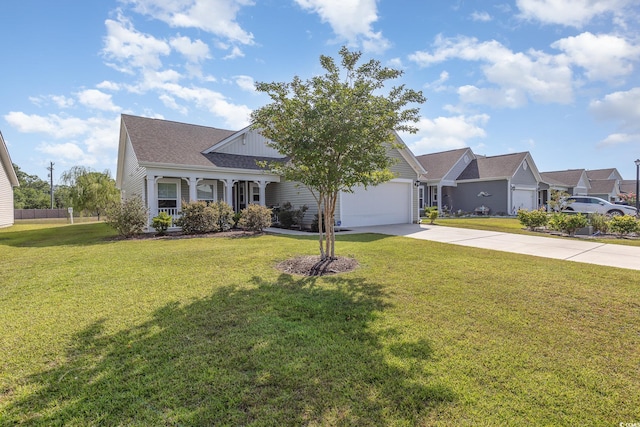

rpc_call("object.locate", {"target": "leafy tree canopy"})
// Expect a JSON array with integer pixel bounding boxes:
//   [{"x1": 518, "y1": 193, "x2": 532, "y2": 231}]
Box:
[
  {"x1": 251, "y1": 46, "x2": 425, "y2": 259},
  {"x1": 60, "y1": 166, "x2": 119, "y2": 219},
  {"x1": 13, "y1": 163, "x2": 50, "y2": 209}
]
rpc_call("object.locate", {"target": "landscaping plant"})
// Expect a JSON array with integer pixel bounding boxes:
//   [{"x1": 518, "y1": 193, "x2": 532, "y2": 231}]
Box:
[
  {"x1": 210, "y1": 200, "x2": 235, "y2": 231},
  {"x1": 516, "y1": 208, "x2": 548, "y2": 230},
  {"x1": 608, "y1": 215, "x2": 640, "y2": 237},
  {"x1": 152, "y1": 211, "x2": 173, "y2": 236},
  {"x1": 175, "y1": 201, "x2": 218, "y2": 234},
  {"x1": 105, "y1": 196, "x2": 148, "y2": 238},
  {"x1": 238, "y1": 203, "x2": 272, "y2": 231}
]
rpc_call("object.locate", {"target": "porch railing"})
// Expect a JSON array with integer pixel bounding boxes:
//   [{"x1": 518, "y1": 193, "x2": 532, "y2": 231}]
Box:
[{"x1": 157, "y1": 207, "x2": 180, "y2": 226}]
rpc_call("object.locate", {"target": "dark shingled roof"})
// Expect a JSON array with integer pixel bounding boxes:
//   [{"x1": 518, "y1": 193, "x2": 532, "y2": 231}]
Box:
[
  {"x1": 416, "y1": 148, "x2": 470, "y2": 180},
  {"x1": 540, "y1": 169, "x2": 585, "y2": 187},
  {"x1": 620, "y1": 180, "x2": 637, "y2": 194},
  {"x1": 457, "y1": 152, "x2": 529, "y2": 181},
  {"x1": 122, "y1": 114, "x2": 285, "y2": 170},
  {"x1": 586, "y1": 168, "x2": 616, "y2": 180},
  {"x1": 588, "y1": 179, "x2": 616, "y2": 194}
]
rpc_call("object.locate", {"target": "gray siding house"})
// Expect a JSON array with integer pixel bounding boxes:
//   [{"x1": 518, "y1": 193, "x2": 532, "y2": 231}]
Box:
[
  {"x1": 116, "y1": 114, "x2": 426, "y2": 229},
  {"x1": 417, "y1": 149, "x2": 541, "y2": 215},
  {"x1": 0, "y1": 131, "x2": 19, "y2": 228}
]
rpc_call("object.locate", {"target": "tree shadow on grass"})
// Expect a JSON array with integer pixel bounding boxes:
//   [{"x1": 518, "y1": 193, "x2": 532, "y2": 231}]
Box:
[
  {"x1": 4, "y1": 275, "x2": 455, "y2": 425},
  {"x1": 0, "y1": 223, "x2": 116, "y2": 248}
]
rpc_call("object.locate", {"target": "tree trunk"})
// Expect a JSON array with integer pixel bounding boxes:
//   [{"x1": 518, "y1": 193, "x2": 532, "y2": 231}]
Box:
[{"x1": 317, "y1": 197, "x2": 325, "y2": 259}]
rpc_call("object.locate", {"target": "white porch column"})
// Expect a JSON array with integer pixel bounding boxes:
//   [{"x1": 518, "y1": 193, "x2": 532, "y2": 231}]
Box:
[
  {"x1": 437, "y1": 183, "x2": 443, "y2": 214},
  {"x1": 147, "y1": 175, "x2": 157, "y2": 226},
  {"x1": 223, "y1": 179, "x2": 235, "y2": 208},
  {"x1": 258, "y1": 180, "x2": 266, "y2": 206},
  {"x1": 188, "y1": 177, "x2": 198, "y2": 202}
]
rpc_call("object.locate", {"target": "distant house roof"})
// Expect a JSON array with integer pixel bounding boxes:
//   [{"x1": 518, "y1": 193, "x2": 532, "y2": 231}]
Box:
[
  {"x1": 620, "y1": 180, "x2": 637, "y2": 194},
  {"x1": 457, "y1": 152, "x2": 530, "y2": 181},
  {"x1": 540, "y1": 169, "x2": 586, "y2": 187},
  {"x1": 588, "y1": 179, "x2": 616, "y2": 195},
  {"x1": 416, "y1": 148, "x2": 470, "y2": 180},
  {"x1": 122, "y1": 114, "x2": 249, "y2": 168},
  {"x1": 586, "y1": 168, "x2": 619, "y2": 180},
  {"x1": 0, "y1": 131, "x2": 19, "y2": 187}
]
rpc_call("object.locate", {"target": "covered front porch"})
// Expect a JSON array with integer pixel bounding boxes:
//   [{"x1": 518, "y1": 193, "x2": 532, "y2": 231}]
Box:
[{"x1": 144, "y1": 171, "x2": 279, "y2": 226}]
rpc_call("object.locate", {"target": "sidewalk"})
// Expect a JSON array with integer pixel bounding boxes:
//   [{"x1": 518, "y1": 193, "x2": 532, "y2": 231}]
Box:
[{"x1": 267, "y1": 224, "x2": 640, "y2": 271}]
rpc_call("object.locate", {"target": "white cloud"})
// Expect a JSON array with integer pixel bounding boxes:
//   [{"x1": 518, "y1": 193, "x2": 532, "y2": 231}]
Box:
[
  {"x1": 170, "y1": 35, "x2": 211, "y2": 62},
  {"x1": 590, "y1": 87, "x2": 640, "y2": 147},
  {"x1": 234, "y1": 75, "x2": 255, "y2": 92},
  {"x1": 102, "y1": 13, "x2": 171, "y2": 72},
  {"x1": 124, "y1": 0, "x2": 255, "y2": 45},
  {"x1": 6, "y1": 113, "x2": 121, "y2": 168},
  {"x1": 551, "y1": 32, "x2": 640, "y2": 82},
  {"x1": 406, "y1": 114, "x2": 490, "y2": 154},
  {"x1": 29, "y1": 95, "x2": 75, "y2": 108},
  {"x1": 223, "y1": 46, "x2": 245, "y2": 60},
  {"x1": 294, "y1": 0, "x2": 390, "y2": 53},
  {"x1": 159, "y1": 94, "x2": 189, "y2": 115},
  {"x1": 516, "y1": 0, "x2": 634, "y2": 27},
  {"x1": 76, "y1": 89, "x2": 121, "y2": 112},
  {"x1": 409, "y1": 35, "x2": 574, "y2": 107},
  {"x1": 96, "y1": 80, "x2": 122, "y2": 91},
  {"x1": 471, "y1": 11, "x2": 492, "y2": 22}
]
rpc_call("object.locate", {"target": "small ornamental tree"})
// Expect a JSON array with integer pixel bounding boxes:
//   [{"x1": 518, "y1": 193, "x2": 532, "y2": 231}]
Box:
[
  {"x1": 252, "y1": 46, "x2": 425, "y2": 260},
  {"x1": 548, "y1": 189, "x2": 572, "y2": 212}
]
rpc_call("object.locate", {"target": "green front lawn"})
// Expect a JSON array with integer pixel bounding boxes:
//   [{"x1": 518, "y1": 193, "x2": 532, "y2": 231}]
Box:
[
  {"x1": 1, "y1": 223, "x2": 638, "y2": 425},
  {"x1": 434, "y1": 216, "x2": 640, "y2": 246}
]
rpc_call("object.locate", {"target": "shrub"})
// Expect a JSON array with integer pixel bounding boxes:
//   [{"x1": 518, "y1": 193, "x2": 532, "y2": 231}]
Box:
[
  {"x1": 105, "y1": 196, "x2": 148, "y2": 238},
  {"x1": 152, "y1": 211, "x2": 173, "y2": 236},
  {"x1": 564, "y1": 213, "x2": 588, "y2": 236},
  {"x1": 517, "y1": 208, "x2": 548, "y2": 230},
  {"x1": 589, "y1": 213, "x2": 609, "y2": 234},
  {"x1": 428, "y1": 210, "x2": 438, "y2": 224},
  {"x1": 311, "y1": 213, "x2": 331, "y2": 232},
  {"x1": 210, "y1": 200, "x2": 235, "y2": 231},
  {"x1": 175, "y1": 201, "x2": 218, "y2": 234},
  {"x1": 277, "y1": 202, "x2": 308, "y2": 229},
  {"x1": 608, "y1": 215, "x2": 639, "y2": 237},
  {"x1": 238, "y1": 204, "x2": 272, "y2": 232},
  {"x1": 548, "y1": 212, "x2": 567, "y2": 232}
]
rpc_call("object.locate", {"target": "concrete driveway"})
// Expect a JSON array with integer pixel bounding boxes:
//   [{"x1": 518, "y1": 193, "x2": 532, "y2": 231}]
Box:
[{"x1": 340, "y1": 223, "x2": 640, "y2": 271}]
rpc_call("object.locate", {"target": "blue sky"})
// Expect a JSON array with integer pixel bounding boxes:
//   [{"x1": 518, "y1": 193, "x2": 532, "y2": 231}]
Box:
[{"x1": 2, "y1": 0, "x2": 640, "y2": 182}]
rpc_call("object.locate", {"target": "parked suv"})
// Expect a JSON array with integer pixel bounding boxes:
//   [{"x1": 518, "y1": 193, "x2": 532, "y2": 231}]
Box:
[{"x1": 564, "y1": 196, "x2": 638, "y2": 216}]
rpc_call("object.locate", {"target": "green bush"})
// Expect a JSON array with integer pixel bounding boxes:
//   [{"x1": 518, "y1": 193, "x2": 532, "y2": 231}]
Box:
[
  {"x1": 175, "y1": 201, "x2": 218, "y2": 234},
  {"x1": 517, "y1": 208, "x2": 548, "y2": 230},
  {"x1": 210, "y1": 200, "x2": 235, "y2": 231},
  {"x1": 589, "y1": 213, "x2": 609, "y2": 234},
  {"x1": 238, "y1": 204, "x2": 272, "y2": 232},
  {"x1": 277, "y1": 202, "x2": 309, "y2": 229},
  {"x1": 428, "y1": 210, "x2": 438, "y2": 224},
  {"x1": 548, "y1": 212, "x2": 567, "y2": 232},
  {"x1": 608, "y1": 215, "x2": 639, "y2": 236},
  {"x1": 105, "y1": 196, "x2": 148, "y2": 238},
  {"x1": 564, "y1": 213, "x2": 588, "y2": 236},
  {"x1": 152, "y1": 211, "x2": 173, "y2": 236}
]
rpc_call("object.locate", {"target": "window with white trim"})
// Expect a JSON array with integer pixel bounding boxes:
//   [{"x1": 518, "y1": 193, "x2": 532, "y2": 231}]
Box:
[
  {"x1": 197, "y1": 182, "x2": 216, "y2": 204},
  {"x1": 158, "y1": 182, "x2": 178, "y2": 209}
]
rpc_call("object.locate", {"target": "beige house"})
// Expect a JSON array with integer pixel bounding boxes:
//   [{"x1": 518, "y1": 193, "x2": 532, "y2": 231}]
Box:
[
  {"x1": 116, "y1": 114, "x2": 426, "y2": 229},
  {"x1": 0, "y1": 131, "x2": 19, "y2": 228}
]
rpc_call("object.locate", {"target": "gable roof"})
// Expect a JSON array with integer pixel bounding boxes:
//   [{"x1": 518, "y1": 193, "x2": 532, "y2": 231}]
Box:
[
  {"x1": 586, "y1": 168, "x2": 621, "y2": 181},
  {"x1": 121, "y1": 114, "x2": 240, "y2": 168},
  {"x1": 416, "y1": 148, "x2": 471, "y2": 180},
  {"x1": 457, "y1": 152, "x2": 533, "y2": 181},
  {"x1": 540, "y1": 169, "x2": 587, "y2": 188},
  {"x1": 588, "y1": 179, "x2": 617, "y2": 195},
  {"x1": 0, "y1": 131, "x2": 19, "y2": 187},
  {"x1": 619, "y1": 180, "x2": 637, "y2": 194}
]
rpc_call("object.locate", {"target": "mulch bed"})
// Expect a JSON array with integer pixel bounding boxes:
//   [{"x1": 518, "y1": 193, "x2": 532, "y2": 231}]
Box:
[{"x1": 276, "y1": 255, "x2": 359, "y2": 276}]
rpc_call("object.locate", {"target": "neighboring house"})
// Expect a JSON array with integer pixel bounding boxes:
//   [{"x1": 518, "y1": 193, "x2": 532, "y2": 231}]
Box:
[
  {"x1": 619, "y1": 180, "x2": 637, "y2": 196},
  {"x1": 417, "y1": 149, "x2": 541, "y2": 215},
  {"x1": 585, "y1": 168, "x2": 623, "y2": 202},
  {"x1": 416, "y1": 147, "x2": 474, "y2": 214},
  {"x1": 0, "y1": 131, "x2": 20, "y2": 228},
  {"x1": 454, "y1": 152, "x2": 541, "y2": 215},
  {"x1": 116, "y1": 114, "x2": 426, "y2": 229},
  {"x1": 539, "y1": 169, "x2": 590, "y2": 207}
]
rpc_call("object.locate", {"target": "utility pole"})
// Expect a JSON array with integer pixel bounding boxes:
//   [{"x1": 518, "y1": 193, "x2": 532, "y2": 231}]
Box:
[{"x1": 47, "y1": 161, "x2": 54, "y2": 209}]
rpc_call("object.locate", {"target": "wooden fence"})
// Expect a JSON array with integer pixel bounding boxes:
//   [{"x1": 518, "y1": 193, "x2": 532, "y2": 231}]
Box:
[{"x1": 14, "y1": 209, "x2": 69, "y2": 220}]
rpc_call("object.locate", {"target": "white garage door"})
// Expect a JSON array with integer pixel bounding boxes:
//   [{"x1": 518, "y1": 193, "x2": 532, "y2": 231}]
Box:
[
  {"x1": 340, "y1": 181, "x2": 412, "y2": 227},
  {"x1": 512, "y1": 189, "x2": 536, "y2": 212}
]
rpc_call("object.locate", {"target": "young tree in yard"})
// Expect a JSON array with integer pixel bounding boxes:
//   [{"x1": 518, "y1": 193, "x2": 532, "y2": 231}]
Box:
[
  {"x1": 251, "y1": 47, "x2": 425, "y2": 260},
  {"x1": 61, "y1": 166, "x2": 120, "y2": 220}
]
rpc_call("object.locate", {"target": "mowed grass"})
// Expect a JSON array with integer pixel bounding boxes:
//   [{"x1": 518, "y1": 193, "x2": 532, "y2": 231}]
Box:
[
  {"x1": 435, "y1": 216, "x2": 640, "y2": 246},
  {"x1": 1, "y1": 223, "x2": 639, "y2": 425}
]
